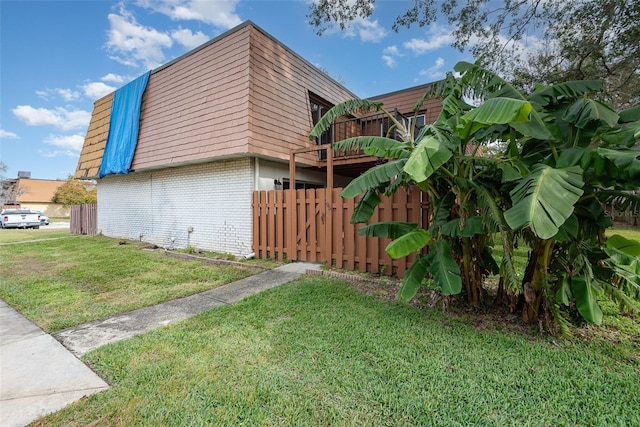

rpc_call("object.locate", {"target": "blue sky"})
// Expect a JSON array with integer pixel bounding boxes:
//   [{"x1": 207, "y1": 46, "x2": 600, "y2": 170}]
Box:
[{"x1": 0, "y1": 0, "x2": 477, "y2": 180}]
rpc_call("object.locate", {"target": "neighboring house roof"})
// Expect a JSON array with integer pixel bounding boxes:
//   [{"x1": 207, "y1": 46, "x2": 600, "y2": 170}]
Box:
[{"x1": 16, "y1": 179, "x2": 65, "y2": 203}]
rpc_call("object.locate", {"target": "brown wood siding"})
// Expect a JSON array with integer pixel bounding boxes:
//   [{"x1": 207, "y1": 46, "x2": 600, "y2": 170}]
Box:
[
  {"x1": 131, "y1": 25, "x2": 253, "y2": 171},
  {"x1": 373, "y1": 85, "x2": 442, "y2": 124},
  {"x1": 247, "y1": 27, "x2": 356, "y2": 166},
  {"x1": 74, "y1": 94, "x2": 113, "y2": 179},
  {"x1": 75, "y1": 22, "x2": 410, "y2": 178}
]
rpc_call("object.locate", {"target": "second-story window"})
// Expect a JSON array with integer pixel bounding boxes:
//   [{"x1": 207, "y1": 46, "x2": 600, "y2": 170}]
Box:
[
  {"x1": 309, "y1": 94, "x2": 333, "y2": 159},
  {"x1": 408, "y1": 114, "x2": 426, "y2": 136}
]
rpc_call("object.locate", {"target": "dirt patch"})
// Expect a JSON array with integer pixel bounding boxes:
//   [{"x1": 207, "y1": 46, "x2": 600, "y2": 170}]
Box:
[
  {"x1": 1, "y1": 253, "x2": 61, "y2": 278},
  {"x1": 160, "y1": 249, "x2": 269, "y2": 272}
]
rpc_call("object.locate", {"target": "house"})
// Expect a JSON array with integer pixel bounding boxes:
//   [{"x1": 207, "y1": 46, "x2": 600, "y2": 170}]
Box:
[
  {"x1": 1, "y1": 174, "x2": 75, "y2": 217},
  {"x1": 74, "y1": 21, "x2": 441, "y2": 256}
]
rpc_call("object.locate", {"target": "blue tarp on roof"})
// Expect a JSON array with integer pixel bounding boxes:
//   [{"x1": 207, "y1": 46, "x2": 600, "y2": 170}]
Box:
[{"x1": 99, "y1": 71, "x2": 151, "y2": 178}]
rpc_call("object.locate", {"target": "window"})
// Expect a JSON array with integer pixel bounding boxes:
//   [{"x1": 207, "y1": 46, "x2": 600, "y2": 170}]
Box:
[
  {"x1": 309, "y1": 93, "x2": 333, "y2": 160},
  {"x1": 408, "y1": 114, "x2": 426, "y2": 135},
  {"x1": 282, "y1": 179, "x2": 323, "y2": 190}
]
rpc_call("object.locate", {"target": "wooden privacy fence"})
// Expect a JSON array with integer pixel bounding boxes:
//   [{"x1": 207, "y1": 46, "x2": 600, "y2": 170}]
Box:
[
  {"x1": 70, "y1": 203, "x2": 97, "y2": 235},
  {"x1": 252, "y1": 187, "x2": 429, "y2": 278}
]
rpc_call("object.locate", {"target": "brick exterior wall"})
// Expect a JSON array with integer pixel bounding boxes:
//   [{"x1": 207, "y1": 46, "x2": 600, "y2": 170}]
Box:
[{"x1": 97, "y1": 158, "x2": 254, "y2": 257}]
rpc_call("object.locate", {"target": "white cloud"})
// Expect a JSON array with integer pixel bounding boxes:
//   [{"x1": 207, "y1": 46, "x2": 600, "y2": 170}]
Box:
[
  {"x1": 35, "y1": 88, "x2": 81, "y2": 101},
  {"x1": 382, "y1": 55, "x2": 396, "y2": 68},
  {"x1": 0, "y1": 129, "x2": 18, "y2": 139},
  {"x1": 105, "y1": 7, "x2": 173, "y2": 69},
  {"x1": 383, "y1": 45, "x2": 400, "y2": 56},
  {"x1": 463, "y1": 30, "x2": 547, "y2": 77},
  {"x1": 57, "y1": 88, "x2": 81, "y2": 101},
  {"x1": 342, "y1": 18, "x2": 387, "y2": 43},
  {"x1": 355, "y1": 19, "x2": 387, "y2": 43},
  {"x1": 44, "y1": 134, "x2": 85, "y2": 154},
  {"x1": 171, "y1": 27, "x2": 210, "y2": 49},
  {"x1": 136, "y1": 0, "x2": 242, "y2": 28},
  {"x1": 382, "y1": 45, "x2": 401, "y2": 68},
  {"x1": 12, "y1": 105, "x2": 91, "y2": 131},
  {"x1": 493, "y1": 33, "x2": 546, "y2": 65},
  {"x1": 404, "y1": 24, "x2": 454, "y2": 55},
  {"x1": 419, "y1": 57, "x2": 446, "y2": 80},
  {"x1": 101, "y1": 73, "x2": 127, "y2": 84},
  {"x1": 83, "y1": 82, "x2": 117, "y2": 100}
]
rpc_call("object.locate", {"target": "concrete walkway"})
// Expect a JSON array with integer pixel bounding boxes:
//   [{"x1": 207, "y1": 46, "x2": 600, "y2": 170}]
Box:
[
  {"x1": 0, "y1": 301, "x2": 109, "y2": 427},
  {"x1": 1, "y1": 262, "x2": 320, "y2": 426}
]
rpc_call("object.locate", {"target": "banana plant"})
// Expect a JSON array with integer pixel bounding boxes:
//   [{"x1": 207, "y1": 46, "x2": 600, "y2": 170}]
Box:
[
  {"x1": 309, "y1": 61, "x2": 640, "y2": 330},
  {"x1": 310, "y1": 63, "x2": 527, "y2": 306},
  {"x1": 418, "y1": 63, "x2": 640, "y2": 328}
]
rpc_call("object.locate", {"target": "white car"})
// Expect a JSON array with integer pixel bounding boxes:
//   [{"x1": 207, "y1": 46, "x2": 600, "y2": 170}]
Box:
[
  {"x1": 32, "y1": 211, "x2": 50, "y2": 225},
  {"x1": 0, "y1": 209, "x2": 41, "y2": 229}
]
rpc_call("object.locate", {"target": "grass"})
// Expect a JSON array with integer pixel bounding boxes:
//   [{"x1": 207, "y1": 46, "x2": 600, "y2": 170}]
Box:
[
  {"x1": 608, "y1": 226, "x2": 640, "y2": 241},
  {"x1": 48, "y1": 216, "x2": 69, "y2": 223},
  {"x1": 0, "y1": 235, "x2": 256, "y2": 332},
  {"x1": 32, "y1": 276, "x2": 639, "y2": 426},
  {"x1": 0, "y1": 227, "x2": 72, "y2": 243},
  {"x1": 4, "y1": 230, "x2": 638, "y2": 425}
]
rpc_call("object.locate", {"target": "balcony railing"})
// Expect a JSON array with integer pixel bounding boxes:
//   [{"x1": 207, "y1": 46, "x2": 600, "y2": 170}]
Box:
[{"x1": 316, "y1": 109, "x2": 407, "y2": 160}]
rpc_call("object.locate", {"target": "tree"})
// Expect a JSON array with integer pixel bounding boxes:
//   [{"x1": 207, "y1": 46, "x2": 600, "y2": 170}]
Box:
[
  {"x1": 513, "y1": 0, "x2": 640, "y2": 108},
  {"x1": 310, "y1": 62, "x2": 640, "y2": 332},
  {"x1": 308, "y1": 0, "x2": 640, "y2": 108},
  {"x1": 52, "y1": 178, "x2": 97, "y2": 207},
  {"x1": 0, "y1": 162, "x2": 27, "y2": 207}
]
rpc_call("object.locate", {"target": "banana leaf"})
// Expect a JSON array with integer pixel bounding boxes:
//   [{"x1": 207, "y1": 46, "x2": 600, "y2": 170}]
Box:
[{"x1": 505, "y1": 165, "x2": 584, "y2": 239}]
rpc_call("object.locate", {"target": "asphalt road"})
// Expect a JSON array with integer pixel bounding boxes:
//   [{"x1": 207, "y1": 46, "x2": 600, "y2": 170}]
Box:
[{"x1": 42, "y1": 222, "x2": 70, "y2": 229}]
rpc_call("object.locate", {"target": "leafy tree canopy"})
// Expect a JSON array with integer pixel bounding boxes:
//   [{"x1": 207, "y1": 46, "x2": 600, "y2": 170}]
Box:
[
  {"x1": 308, "y1": 0, "x2": 639, "y2": 108},
  {"x1": 52, "y1": 178, "x2": 97, "y2": 207},
  {"x1": 0, "y1": 162, "x2": 24, "y2": 206}
]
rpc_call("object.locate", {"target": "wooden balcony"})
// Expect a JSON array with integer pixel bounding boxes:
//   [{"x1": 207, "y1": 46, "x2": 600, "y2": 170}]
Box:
[{"x1": 315, "y1": 110, "x2": 406, "y2": 168}]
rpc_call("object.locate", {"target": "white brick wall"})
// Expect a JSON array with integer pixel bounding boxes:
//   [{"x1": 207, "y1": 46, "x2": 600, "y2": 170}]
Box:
[{"x1": 97, "y1": 158, "x2": 254, "y2": 257}]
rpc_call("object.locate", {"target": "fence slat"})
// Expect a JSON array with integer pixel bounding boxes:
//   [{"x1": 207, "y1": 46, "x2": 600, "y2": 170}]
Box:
[
  {"x1": 332, "y1": 188, "x2": 343, "y2": 269},
  {"x1": 287, "y1": 189, "x2": 297, "y2": 261},
  {"x1": 297, "y1": 189, "x2": 307, "y2": 261},
  {"x1": 275, "y1": 190, "x2": 284, "y2": 261}
]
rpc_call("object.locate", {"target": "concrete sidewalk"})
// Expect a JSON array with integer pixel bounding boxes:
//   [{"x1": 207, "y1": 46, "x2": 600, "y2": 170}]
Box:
[
  {"x1": 0, "y1": 301, "x2": 109, "y2": 427},
  {"x1": 1, "y1": 262, "x2": 319, "y2": 426}
]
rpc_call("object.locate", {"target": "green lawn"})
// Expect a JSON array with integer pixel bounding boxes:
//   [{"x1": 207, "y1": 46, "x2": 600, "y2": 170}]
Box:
[
  {"x1": 3, "y1": 232, "x2": 638, "y2": 425},
  {"x1": 608, "y1": 226, "x2": 640, "y2": 241},
  {"x1": 0, "y1": 227, "x2": 72, "y2": 243},
  {"x1": 48, "y1": 216, "x2": 69, "y2": 223},
  {"x1": 0, "y1": 235, "x2": 256, "y2": 331},
  {"x1": 33, "y1": 276, "x2": 639, "y2": 426}
]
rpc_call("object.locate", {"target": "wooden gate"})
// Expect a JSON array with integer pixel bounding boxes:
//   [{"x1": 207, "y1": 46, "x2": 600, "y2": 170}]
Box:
[{"x1": 252, "y1": 187, "x2": 429, "y2": 277}]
